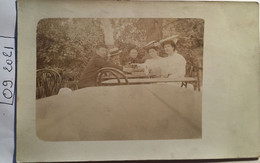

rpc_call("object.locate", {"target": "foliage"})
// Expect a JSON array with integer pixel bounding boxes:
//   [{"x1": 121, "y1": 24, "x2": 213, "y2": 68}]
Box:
[
  {"x1": 37, "y1": 18, "x2": 105, "y2": 82},
  {"x1": 111, "y1": 19, "x2": 147, "y2": 62}
]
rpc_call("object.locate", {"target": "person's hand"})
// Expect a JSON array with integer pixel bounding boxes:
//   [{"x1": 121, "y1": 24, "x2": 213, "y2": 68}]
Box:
[
  {"x1": 134, "y1": 63, "x2": 145, "y2": 70},
  {"x1": 123, "y1": 67, "x2": 134, "y2": 73},
  {"x1": 131, "y1": 63, "x2": 141, "y2": 66},
  {"x1": 131, "y1": 64, "x2": 144, "y2": 72},
  {"x1": 134, "y1": 63, "x2": 142, "y2": 67}
]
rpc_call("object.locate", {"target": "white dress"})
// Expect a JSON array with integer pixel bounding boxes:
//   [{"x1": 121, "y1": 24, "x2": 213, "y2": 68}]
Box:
[
  {"x1": 163, "y1": 52, "x2": 186, "y2": 78},
  {"x1": 159, "y1": 52, "x2": 187, "y2": 87}
]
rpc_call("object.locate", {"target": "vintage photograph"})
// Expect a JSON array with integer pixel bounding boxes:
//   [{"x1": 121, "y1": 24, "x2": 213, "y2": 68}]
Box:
[
  {"x1": 36, "y1": 18, "x2": 203, "y2": 141},
  {"x1": 17, "y1": 1, "x2": 260, "y2": 161}
]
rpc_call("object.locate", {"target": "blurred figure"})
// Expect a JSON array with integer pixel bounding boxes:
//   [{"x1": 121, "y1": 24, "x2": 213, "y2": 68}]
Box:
[{"x1": 58, "y1": 87, "x2": 73, "y2": 95}]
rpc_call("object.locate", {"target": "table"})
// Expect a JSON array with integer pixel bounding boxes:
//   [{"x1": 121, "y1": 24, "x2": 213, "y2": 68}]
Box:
[
  {"x1": 101, "y1": 70, "x2": 200, "y2": 91},
  {"x1": 102, "y1": 71, "x2": 149, "y2": 79},
  {"x1": 36, "y1": 84, "x2": 202, "y2": 141},
  {"x1": 102, "y1": 77, "x2": 200, "y2": 91},
  {"x1": 102, "y1": 77, "x2": 197, "y2": 84}
]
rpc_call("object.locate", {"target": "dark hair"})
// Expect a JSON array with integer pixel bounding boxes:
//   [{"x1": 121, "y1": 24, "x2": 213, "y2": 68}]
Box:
[
  {"x1": 162, "y1": 40, "x2": 176, "y2": 50},
  {"x1": 95, "y1": 44, "x2": 108, "y2": 50}
]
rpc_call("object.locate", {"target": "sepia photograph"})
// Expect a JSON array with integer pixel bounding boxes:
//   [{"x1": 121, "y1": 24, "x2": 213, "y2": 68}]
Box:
[
  {"x1": 17, "y1": 0, "x2": 260, "y2": 162},
  {"x1": 36, "y1": 18, "x2": 204, "y2": 141}
]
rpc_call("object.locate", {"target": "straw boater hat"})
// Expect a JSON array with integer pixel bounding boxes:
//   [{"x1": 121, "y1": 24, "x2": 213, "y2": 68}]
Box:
[{"x1": 109, "y1": 48, "x2": 123, "y2": 57}]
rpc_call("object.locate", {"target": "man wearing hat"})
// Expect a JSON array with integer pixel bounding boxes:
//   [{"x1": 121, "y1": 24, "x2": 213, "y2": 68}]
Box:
[{"x1": 78, "y1": 44, "x2": 132, "y2": 88}]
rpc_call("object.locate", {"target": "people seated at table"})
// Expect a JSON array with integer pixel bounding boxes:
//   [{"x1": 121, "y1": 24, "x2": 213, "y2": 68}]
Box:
[
  {"x1": 78, "y1": 44, "x2": 132, "y2": 88},
  {"x1": 134, "y1": 39, "x2": 186, "y2": 79},
  {"x1": 161, "y1": 40, "x2": 186, "y2": 78}
]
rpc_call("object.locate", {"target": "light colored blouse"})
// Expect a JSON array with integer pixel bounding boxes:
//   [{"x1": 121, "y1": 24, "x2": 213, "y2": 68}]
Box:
[{"x1": 163, "y1": 52, "x2": 186, "y2": 78}]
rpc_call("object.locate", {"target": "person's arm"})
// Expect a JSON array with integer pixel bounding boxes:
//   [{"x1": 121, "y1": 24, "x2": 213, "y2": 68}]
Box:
[
  {"x1": 95, "y1": 57, "x2": 133, "y2": 73},
  {"x1": 132, "y1": 63, "x2": 145, "y2": 71},
  {"x1": 95, "y1": 57, "x2": 123, "y2": 70}
]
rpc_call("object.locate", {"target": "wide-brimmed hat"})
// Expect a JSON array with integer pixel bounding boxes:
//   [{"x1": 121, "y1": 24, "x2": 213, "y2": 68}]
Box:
[
  {"x1": 160, "y1": 35, "x2": 178, "y2": 48},
  {"x1": 144, "y1": 40, "x2": 160, "y2": 51},
  {"x1": 109, "y1": 48, "x2": 123, "y2": 57}
]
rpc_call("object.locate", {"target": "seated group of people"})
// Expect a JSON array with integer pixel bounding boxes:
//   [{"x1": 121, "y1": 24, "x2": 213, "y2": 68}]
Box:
[{"x1": 78, "y1": 40, "x2": 186, "y2": 88}]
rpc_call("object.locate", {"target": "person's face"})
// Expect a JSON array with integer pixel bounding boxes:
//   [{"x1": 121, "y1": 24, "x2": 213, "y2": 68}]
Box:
[
  {"x1": 96, "y1": 47, "x2": 107, "y2": 58},
  {"x1": 164, "y1": 44, "x2": 174, "y2": 55},
  {"x1": 129, "y1": 49, "x2": 138, "y2": 59},
  {"x1": 148, "y1": 48, "x2": 159, "y2": 58}
]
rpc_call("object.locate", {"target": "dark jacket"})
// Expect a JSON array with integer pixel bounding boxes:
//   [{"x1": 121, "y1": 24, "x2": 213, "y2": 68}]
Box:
[{"x1": 78, "y1": 54, "x2": 122, "y2": 88}]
